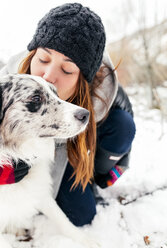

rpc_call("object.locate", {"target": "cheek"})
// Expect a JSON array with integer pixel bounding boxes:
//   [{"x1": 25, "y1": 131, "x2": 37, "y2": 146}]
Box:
[
  {"x1": 30, "y1": 58, "x2": 43, "y2": 76},
  {"x1": 58, "y1": 77, "x2": 77, "y2": 92},
  {"x1": 55, "y1": 77, "x2": 78, "y2": 100}
]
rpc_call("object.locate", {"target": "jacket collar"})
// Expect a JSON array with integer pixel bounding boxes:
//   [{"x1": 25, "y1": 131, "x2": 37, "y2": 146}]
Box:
[{"x1": 92, "y1": 50, "x2": 118, "y2": 122}]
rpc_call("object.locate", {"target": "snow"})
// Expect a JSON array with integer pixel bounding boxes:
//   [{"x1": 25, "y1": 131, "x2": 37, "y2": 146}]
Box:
[
  {"x1": 156, "y1": 53, "x2": 167, "y2": 66},
  {"x1": 2, "y1": 84, "x2": 167, "y2": 247}
]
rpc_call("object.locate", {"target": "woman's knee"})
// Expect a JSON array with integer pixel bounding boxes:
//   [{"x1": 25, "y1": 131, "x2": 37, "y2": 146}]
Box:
[
  {"x1": 112, "y1": 109, "x2": 136, "y2": 150},
  {"x1": 99, "y1": 108, "x2": 136, "y2": 154}
]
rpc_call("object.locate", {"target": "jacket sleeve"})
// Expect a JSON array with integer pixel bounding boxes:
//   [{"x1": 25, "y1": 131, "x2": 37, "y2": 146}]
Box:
[{"x1": 112, "y1": 83, "x2": 134, "y2": 117}]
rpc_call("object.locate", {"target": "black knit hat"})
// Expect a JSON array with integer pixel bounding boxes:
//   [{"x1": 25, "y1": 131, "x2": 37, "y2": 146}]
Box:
[{"x1": 27, "y1": 3, "x2": 106, "y2": 83}]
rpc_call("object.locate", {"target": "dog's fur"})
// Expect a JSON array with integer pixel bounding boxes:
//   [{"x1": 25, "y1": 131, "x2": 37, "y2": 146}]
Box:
[{"x1": 0, "y1": 74, "x2": 98, "y2": 248}]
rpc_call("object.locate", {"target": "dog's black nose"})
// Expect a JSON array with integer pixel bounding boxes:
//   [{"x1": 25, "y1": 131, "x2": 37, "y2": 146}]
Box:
[{"x1": 74, "y1": 109, "x2": 89, "y2": 124}]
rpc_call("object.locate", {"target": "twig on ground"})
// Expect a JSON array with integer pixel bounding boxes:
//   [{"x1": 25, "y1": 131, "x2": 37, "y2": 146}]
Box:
[{"x1": 118, "y1": 185, "x2": 167, "y2": 205}]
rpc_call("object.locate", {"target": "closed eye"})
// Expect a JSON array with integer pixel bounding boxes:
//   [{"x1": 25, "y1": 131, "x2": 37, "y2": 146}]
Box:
[
  {"x1": 39, "y1": 59, "x2": 72, "y2": 74},
  {"x1": 62, "y1": 68, "x2": 72, "y2": 75},
  {"x1": 39, "y1": 59, "x2": 49, "y2": 64}
]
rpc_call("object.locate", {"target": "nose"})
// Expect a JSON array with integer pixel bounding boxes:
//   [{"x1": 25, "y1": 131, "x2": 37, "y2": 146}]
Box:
[
  {"x1": 74, "y1": 109, "x2": 89, "y2": 124},
  {"x1": 43, "y1": 68, "x2": 57, "y2": 85}
]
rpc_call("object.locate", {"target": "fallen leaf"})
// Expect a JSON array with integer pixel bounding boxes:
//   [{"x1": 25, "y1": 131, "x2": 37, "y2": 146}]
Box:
[{"x1": 144, "y1": 236, "x2": 150, "y2": 245}]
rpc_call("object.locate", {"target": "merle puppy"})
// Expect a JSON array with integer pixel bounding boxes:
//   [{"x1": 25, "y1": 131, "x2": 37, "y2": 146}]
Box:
[{"x1": 0, "y1": 74, "x2": 99, "y2": 248}]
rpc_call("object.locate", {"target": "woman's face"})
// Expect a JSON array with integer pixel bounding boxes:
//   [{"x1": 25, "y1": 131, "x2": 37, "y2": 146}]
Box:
[{"x1": 30, "y1": 48, "x2": 80, "y2": 100}]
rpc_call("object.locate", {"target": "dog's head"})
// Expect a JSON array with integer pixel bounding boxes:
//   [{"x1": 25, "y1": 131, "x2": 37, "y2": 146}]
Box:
[{"x1": 0, "y1": 74, "x2": 89, "y2": 147}]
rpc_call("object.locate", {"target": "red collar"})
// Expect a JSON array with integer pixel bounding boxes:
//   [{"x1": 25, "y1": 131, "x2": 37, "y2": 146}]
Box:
[{"x1": 0, "y1": 159, "x2": 15, "y2": 185}]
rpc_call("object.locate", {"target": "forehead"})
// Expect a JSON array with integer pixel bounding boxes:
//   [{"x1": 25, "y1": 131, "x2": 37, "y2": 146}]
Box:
[
  {"x1": 38, "y1": 47, "x2": 71, "y2": 61},
  {"x1": 37, "y1": 48, "x2": 79, "y2": 71}
]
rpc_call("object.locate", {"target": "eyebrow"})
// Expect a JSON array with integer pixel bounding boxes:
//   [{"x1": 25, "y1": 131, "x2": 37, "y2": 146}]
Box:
[
  {"x1": 41, "y1": 48, "x2": 75, "y2": 64},
  {"x1": 42, "y1": 47, "x2": 52, "y2": 54},
  {"x1": 64, "y1": 58, "x2": 73, "y2": 63}
]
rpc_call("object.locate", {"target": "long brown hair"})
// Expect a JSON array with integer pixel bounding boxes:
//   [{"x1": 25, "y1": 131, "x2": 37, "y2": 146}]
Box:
[{"x1": 18, "y1": 49, "x2": 111, "y2": 191}]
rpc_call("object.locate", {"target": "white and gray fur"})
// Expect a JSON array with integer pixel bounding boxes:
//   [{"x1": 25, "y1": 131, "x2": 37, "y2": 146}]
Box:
[{"x1": 0, "y1": 74, "x2": 99, "y2": 248}]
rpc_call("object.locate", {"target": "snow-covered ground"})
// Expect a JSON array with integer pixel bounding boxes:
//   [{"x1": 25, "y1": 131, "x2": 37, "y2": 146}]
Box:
[{"x1": 3, "y1": 84, "x2": 167, "y2": 248}]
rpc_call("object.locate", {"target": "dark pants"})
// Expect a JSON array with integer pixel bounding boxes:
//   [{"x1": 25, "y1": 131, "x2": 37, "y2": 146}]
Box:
[
  {"x1": 56, "y1": 163, "x2": 96, "y2": 226},
  {"x1": 56, "y1": 109, "x2": 135, "y2": 226}
]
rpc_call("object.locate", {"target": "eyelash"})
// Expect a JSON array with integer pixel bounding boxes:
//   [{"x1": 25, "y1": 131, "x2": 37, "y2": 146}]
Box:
[
  {"x1": 39, "y1": 59, "x2": 48, "y2": 64},
  {"x1": 62, "y1": 68, "x2": 72, "y2": 75},
  {"x1": 39, "y1": 59, "x2": 72, "y2": 75}
]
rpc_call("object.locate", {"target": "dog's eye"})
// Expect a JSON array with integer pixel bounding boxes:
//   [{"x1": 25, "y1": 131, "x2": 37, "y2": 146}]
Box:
[
  {"x1": 31, "y1": 95, "x2": 42, "y2": 103},
  {"x1": 25, "y1": 94, "x2": 43, "y2": 113}
]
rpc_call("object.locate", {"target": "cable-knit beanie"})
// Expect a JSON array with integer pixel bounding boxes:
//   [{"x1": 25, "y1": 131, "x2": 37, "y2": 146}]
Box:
[{"x1": 27, "y1": 3, "x2": 106, "y2": 83}]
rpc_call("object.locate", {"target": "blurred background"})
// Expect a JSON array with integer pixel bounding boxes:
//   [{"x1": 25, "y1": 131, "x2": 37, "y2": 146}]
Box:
[
  {"x1": 0, "y1": 0, "x2": 167, "y2": 122},
  {"x1": 1, "y1": 1, "x2": 167, "y2": 246}
]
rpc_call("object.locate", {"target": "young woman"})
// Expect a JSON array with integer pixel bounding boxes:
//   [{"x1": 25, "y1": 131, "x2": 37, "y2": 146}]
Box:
[{"x1": 0, "y1": 3, "x2": 136, "y2": 226}]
